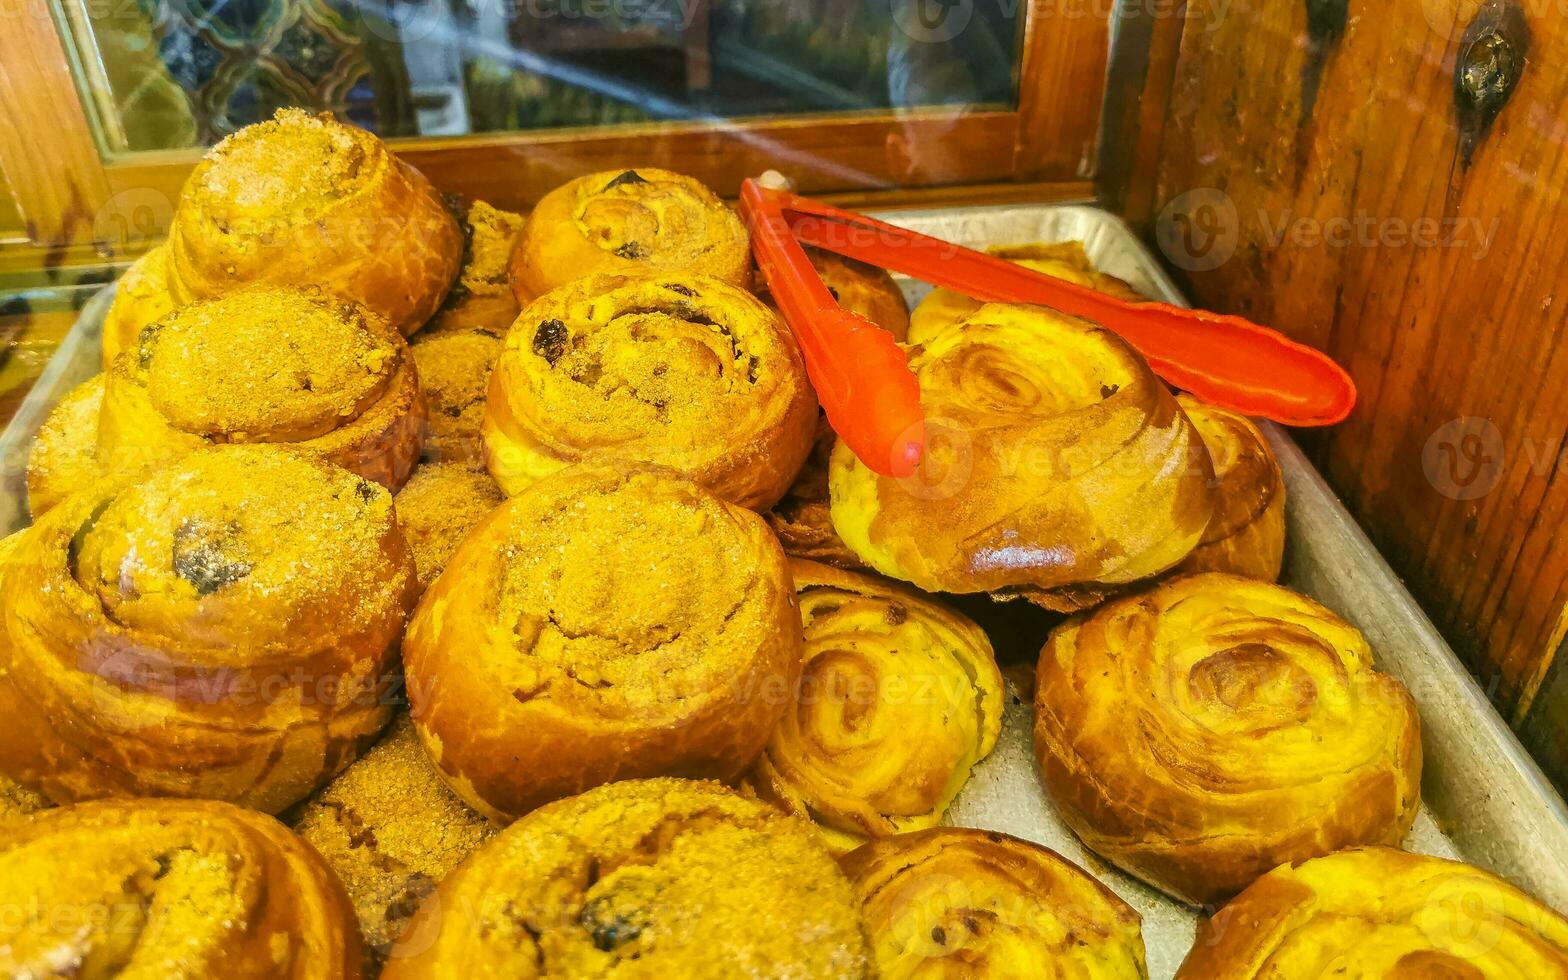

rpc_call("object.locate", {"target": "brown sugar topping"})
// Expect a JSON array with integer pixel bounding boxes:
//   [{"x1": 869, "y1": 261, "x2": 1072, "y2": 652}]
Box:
[{"x1": 194, "y1": 108, "x2": 373, "y2": 220}]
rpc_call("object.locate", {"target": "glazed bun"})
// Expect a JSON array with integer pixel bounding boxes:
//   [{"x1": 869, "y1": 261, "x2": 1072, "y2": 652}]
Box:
[
  {"x1": 483, "y1": 272, "x2": 817, "y2": 509},
  {"x1": 1175, "y1": 848, "x2": 1568, "y2": 978},
  {"x1": 97, "y1": 286, "x2": 425, "y2": 490},
  {"x1": 3, "y1": 798, "x2": 364, "y2": 978},
  {"x1": 843, "y1": 828, "x2": 1148, "y2": 979},
  {"x1": 166, "y1": 108, "x2": 462, "y2": 336},
  {"x1": 750, "y1": 559, "x2": 1003, "y2": 852},
  {"x1": 510, "y1": 167, "x2": 750, "y2": 303},
  {"x1": 404, "y1": 462, "x2": 802, "y2": 821},
  {"x1": 0, "y1": 445, "x2": 418, "y2": 813},
  {"x1": 757, "y1": 246, "x2": 910, "y2": 340},
  {"x1": 829, "y1": 302, "x2": 1215, "y2": 606},
  {"x1": 381, "y1": 778, "x2": 871, "y2": 978},
  {"x1": 1173, "y1": 394, "x2": 1286, "y2": 581},
  {"x1": 26, "y1": 374, "x2": 105, "y2": 517},
  {"x1": 1034, "y1": 573, "x2": 1423, "y2": 905}
]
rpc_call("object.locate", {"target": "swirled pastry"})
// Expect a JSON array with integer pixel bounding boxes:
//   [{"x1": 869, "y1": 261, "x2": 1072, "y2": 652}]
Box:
[
  {"x1": 765, "y1": 418, "x2": 866, "y2": 568},
  {"x1": 483, "y1": 272, "x2": 817, "y2": 509},
  {"x1": 829, "y1": 302, "x2": 1215, "y2": 603},
  {"x1": 1034, "y1": 573, "x2": 1423, "y2": 906},
  {"x1": 756, "y1": 247, "x2": 911, "y2": 340},
  {"x1": 409, "y1": 326, "x2": 503, "y2": 463},
  {"x1": 26, "y1": 374, "x2": 105, "y2": 517},
  {"x1": 392, "y1": 461, "x2": 504, "y2": 591},
  {"x1": 1173, "y1": 394, "x2": 1286, "y2": 581},
  {"x1": 422, "y1": 200, "x2": 526, "y2": 337},
  {"x1": 843, "y1": 828, "x2": 1148, "y2": 979},
  {"x1": 908, "y1": 241, "x2": 1140, "y2": 345},
  {"x1": 101, "y1": 246, "x2": 177, "y2": 368},
  {"x1": 1175, "y1": 848, "x2": 1568, "y2": 978},
  {"x1": 292, "y1": 713, "x2": 496, "y2": 966},
  {"x1": 0, "y1": 445, "x2": 418, "y2": 812},
  {"x1": 380, "y1": 778, "x2": 871, "y2": 978},
  {"x1": 510, "y1": 167, "x2": 750, "y2": 303},
  {"x1": 97, "y1": 286, "x2": 425, "y2": 490},
  {"x1": 750, "y1": 559, "x2": 1003, "y2": 852},
  {"x1": 165, "y1": 108, "x2": 462, "y2": 335},
  {"x1": 404, "y1": 463, "x2": 802, "y2": 822},
  {"x1": 1, "y1": 798, "x2": 364, "y2": 978}
]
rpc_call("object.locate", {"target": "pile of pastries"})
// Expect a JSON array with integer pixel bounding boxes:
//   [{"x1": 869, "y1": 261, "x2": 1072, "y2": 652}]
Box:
[{"x1": 2, "y1": 109, "x2": 1565, "y2": 979}]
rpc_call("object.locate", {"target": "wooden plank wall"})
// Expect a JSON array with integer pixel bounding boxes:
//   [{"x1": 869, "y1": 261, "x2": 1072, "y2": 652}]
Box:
[{"x1": 1125, "y1": 0, "x2": 1568, "y2": 787}]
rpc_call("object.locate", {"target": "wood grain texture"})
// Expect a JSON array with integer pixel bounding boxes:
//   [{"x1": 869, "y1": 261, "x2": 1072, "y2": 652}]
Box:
[
  {"x1": 1014, "y1": 0, "x2": 1114, "y2": 180},
  {"x1": 1149, "y1": 0, "x2": 1568, "y2": 733}
]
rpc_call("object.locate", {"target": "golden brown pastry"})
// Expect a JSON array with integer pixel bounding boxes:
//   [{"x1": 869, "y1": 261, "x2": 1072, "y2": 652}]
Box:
[
  {"x1": 483, "y1": 272, "x2": 817, "y2": 509},
  {"x1": 1, "y1": 798, "x2": 364, "y2": 978},
  {"x1": 392, "y1": 461, "x2": 504, "y2": 591},
  {"x1": 26, "y1": 373, "x2": 105, "y2": 517},
  {"x1": 421, "y1": 199, "x2": 526, "y2": 337},
  {"x1": 404, "y1": 463, "x2": 802, "y2": 822},
  {"x1": 1175, "y1": 847, "x2": 1568, "y2": 978},
  {"x1": 165, "y1": 109, "x2": 461, "y2": 336},
  {"x1": 829, "y1": 302, "x2": 1216, "y2": 606},
  {"x1": 0, "y1": 445, "x2": 418, "y2": 813},
  {"x1": 750, "y1": 559, "x2": 1003, "y2": 853},
  {"x1": 756, "y1": 247, "x2": 910, "y2": 340},
  {"x1": 1034, "y1": 573, "x2": 1423, "y2": 906},
  {"x1": 843, "y1": 828, "x2": 1148, "y2": 979},
  {"x1": 380, "y1": 778, "x2": 871, "y2": 978},
  {"x1": 292, "y1": 713, "x2": 496, "y2": 967},
  {"x1": 97, "y1": 286, "x2": 425, "y2": 490},
  {"x1": 101, "y1": 245, "x2": 177, "y2": 368},
  {"x1": 1173, "y1": 394, "x2": 1286, "y2": 581},
  {"x1": 765, "y1": 416, "x2": 866, "y2": 568},
  {"x1": 0, "y1": 772, "x2": 52, "y2": 821},
  {"x1": 907, "y1": 241, "x2": 1141, "y2": 345},
  {"x1": 510, "y1": 167, "x2": 750, "y2": 303},
  {"x1": 409, "y1": 326, "x2": 502, "y2": 463}
]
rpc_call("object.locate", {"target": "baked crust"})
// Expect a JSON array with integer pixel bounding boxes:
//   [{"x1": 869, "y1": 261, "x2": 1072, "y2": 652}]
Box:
[
  {"x1": 829, "y1": 302, "x2": 1216, "y2": 595},
  {"x1": 2, "y1": 798, "x2": 364, "y2": 978},
  {"x1": 755, "y1": 247, "x2": 910, "y2": 341},
  {"x1": 483, "y1": 272, "x2": 817, "y2": 509},
  {"x1": 380, "y1": 778, "x2": 871, "y2": 978},
  {"x1": 509, "y1": 167, "x2": 750, "y2": 303},
  {"x1": 1172, "y1": 394, "x2": 1286, "y2": 581},
  {"x1": 749, "y1": 559, "x2": 1003, "y2": 853},
  {"x1": 765, "y1": 416, "x2": 867, "y2": 568},
  {"x1": 420, "y1": 199, "x2": 526, "y2": 338},
  {"x1": 409, "y1": 326, "x2": 503, "y2": 463},
  {"x1": 842, "y1": 827, "x2": 1148, "y2": 979},
  {"x1": 1034, "y1": 573, "x2": 1423, "y2": 906},
  {"x1": 97, "y1": 286, "x2": 425, "y2": 490},
  {"x1": 1174, "y1": 847, "x2": 1568, "y2": 978},
  {"x1": 26, "y1": 374, "x2": 106, "y2": 517},
  {"x1": 0, "y1": 446, "x2": 418, "y2": 812},
  {"x1": 101, "y1": 245, "x2": 178, "y2": 368},
  {"x1": 403, "y1": 463, "x2": 803, "y2": 822},
  {"x1": 392, "y1": 461, "x2": 505, "y2": 592}
]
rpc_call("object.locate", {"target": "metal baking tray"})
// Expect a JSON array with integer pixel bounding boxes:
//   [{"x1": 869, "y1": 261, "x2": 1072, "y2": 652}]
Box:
[{"x1": 2, "y1": 205, "x2": 1565, "y2": 977}]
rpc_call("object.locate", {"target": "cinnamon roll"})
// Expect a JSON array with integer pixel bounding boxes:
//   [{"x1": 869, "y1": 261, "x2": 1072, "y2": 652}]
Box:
[
  {"x1": 292, "y1": 713, "x2": 496, "y2": 966},
  {"x1": 409, "y1": 326, "x2": 503, "y2": 463},
  {"x1": 101, "y1": 246, "x2": 177, "y2": 368},
  {"x1": 829, "y1": 302, "x2": 1215, "y2": 605},
  {"x1": 404, "y1": 462, "x2": 802, "y2": 822},
  {"x1": 2, "y1": 798, "x2": 364, "y2": 978},
  {"x1": 26, "y1": 374, "x2": 105, "y2": 517},
  {"x1": 908, "y1": 241, "x2": 1140, "y2": 345},
  {"x1": 843, "y1": 828, "x2": 1148, "y2": 979},
  {"x1": 97, "y1": 286, "x2": 425, "y2": 490},
  {"x1": 0, "y1": 445, "x2": 418, "y2": 812},
  {"x1": 1034, "y1": 573, "x2": 1423, "y2": 906},
  {"x1": 510, "y1": 167, "x2": 750, "y2": 303},
  {"x1": 392, "y1": 461, "x2": 505, "y2": 592},
  {"x1": 1175, "y1": 848, "x2": 1568, "y2": 978},
  {"x1": 1173, "y1": 394, "x2": 1286, "y2": 581},
  {"x1": 756, "y1": 247, "x2": 910, "y2": 340},
  {"x1": 750, "y1": 559, "x2": 1003, "y2": 852},
  {"x1": 422, "y1": 199, "x2": 526, "y2": 337},
  {"x1": 765, "y1": 417, "x2": 865, "y2": 568},
  {"x1": 380, "y1": 778, "x2": 871, "y2": 978},
  {"x1": 166, "y1": 109, "x2": 462, "y2": 335},
  {"x1": 483, "y1": 272, "x2": 817, "y2": 509}
]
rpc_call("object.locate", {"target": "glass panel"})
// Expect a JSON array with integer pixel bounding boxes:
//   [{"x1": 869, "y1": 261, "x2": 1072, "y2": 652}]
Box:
[{"x1": 56, "y1": 0, "x2": 1025, "y2": 155}]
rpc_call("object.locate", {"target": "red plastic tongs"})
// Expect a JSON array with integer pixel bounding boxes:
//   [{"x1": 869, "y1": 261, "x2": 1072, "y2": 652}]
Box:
[{"x1": 739, "y1": 179, "x2": 1357, "y2": 479}]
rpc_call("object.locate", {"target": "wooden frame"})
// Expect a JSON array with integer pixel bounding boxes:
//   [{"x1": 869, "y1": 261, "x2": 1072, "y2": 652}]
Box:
[{"x1": 0, "y1": 0, "x2": 1111, "y2": 266}]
